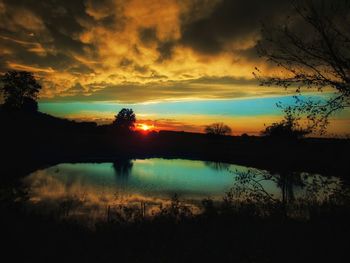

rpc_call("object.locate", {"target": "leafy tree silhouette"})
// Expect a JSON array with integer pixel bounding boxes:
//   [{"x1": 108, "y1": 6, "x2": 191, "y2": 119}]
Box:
[
  {"x1": 1, "y1": 71, "x2": 41, "y2": 112},
  {"x1": 113, "y1": 108, "x2": 136, "y2": 131}
]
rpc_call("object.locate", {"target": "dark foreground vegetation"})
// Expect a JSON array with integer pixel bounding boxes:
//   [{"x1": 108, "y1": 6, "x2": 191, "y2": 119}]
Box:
[{"x1": 1, "y1": 186, "x2": 350, "y2": 263}]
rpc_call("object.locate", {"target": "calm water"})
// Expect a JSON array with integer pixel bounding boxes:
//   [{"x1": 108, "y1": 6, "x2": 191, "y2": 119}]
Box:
[{"x1": 23, "y1": 158, "x2": 339, "y2": 221}]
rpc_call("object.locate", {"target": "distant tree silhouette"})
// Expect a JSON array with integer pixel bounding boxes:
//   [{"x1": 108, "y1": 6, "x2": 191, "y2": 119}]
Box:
[
  {"x1": 261, "y1": 107, "x2": 310, "y2": 140},
  {"x1": 113, "y1": 108, "x2": 136, "y2": 131},
  {"x1": 0, "y1": 71, "x2": 41, "y2": 112},
  {"x1": 205, "y1": 122, "x2": 232, "y2": 136},
  {"x1": 256, "y1": 1, "x2": 350, "y2": 132}
]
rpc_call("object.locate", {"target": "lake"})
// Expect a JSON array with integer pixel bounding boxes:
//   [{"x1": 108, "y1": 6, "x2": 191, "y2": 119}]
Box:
[{"x1": 22, "y1": 158, "x2": 340, "y2": 222}]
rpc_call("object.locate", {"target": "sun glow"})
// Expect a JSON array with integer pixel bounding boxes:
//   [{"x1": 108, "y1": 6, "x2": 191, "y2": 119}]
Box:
[{"x1": 137, "y1": 123, "x2": 154, "y2": 131}]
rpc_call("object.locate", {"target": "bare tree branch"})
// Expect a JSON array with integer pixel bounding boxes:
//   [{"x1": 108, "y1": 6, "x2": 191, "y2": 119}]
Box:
[{"x1": 257, "y1": 0, "x2": 350, "y2": 133}]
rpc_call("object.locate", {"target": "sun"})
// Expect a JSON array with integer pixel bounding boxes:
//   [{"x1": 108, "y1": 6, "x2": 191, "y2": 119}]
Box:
[{"x1": 137, "y1": 123, "x2": 154, "y2": 131}]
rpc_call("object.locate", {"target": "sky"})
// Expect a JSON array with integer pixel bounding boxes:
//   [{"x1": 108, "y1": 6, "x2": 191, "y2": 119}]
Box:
[{"x1": 0, "y1": 0, "x2": 349, "y2": 135}]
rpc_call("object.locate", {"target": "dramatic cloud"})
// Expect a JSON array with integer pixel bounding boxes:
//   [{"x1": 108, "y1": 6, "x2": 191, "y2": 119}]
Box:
[
  {"x1": 0, "y1": 0, "x2": 323, "y2": 103},
  {"x1": 179, "y1": 0, "x2": 289, "y2": 55}
]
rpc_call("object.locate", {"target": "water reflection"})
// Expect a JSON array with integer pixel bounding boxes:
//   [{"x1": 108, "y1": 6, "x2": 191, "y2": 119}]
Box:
[
  {"x1": 204, "y1": 161, "x2": 231, "y2": 171},
  {"x1": 22, "y1": 158, "x2": 343, "y2": 222},
  {"x1": 230, "y1": 168, "x2": 341, "y2": 206},
  {"x1": 113, "y1": 159, "x2": 133, "y2": 177}
]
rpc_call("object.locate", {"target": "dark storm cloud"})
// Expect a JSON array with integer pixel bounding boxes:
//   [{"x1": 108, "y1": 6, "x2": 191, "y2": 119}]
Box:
[
  {"x1": 3, "y1": 0, "x2": 90, "y2": 47},
  {"x1": 64, "y1": 82, "x2": 86, "y2": 95},
  {"x1": 0, "y1": 0, "x2": 95, "y2": 75},
  {"x1": 118, "y1": 57, "x2": 168, "y2": 78},
  {"x1": 0, "y1": 0, "x2": 298, "y2": 75},
  {"x1": 69, "y1": 64, "x2": 95, "y2": 74},
  {"x1": 119, "y1": 58, "x2": 150, "y2": 74},
  {"x1": 1, "y1": 0, "x2": 332, "y2": 104},
  {"x1": 138, "y1": 27, "x2": 176, "y2": 62},
  {"x1": 0, "y1": 0, "x2": 126, "y2": 75},
  {"x1": 0, "y1": 34, "x2": 94, "y2": 73},
  {"x1": 156, "y1": 40, "x2": 176, "y2": 62},
  {"x1": 85, "y1": 0, "x2": 126, "y2": 30},
  {"x1": 138, "y1": 27, "x2": 158, "y2": 45},
  {"x1": 133, "y1": 64, "x2": 149, "y2": 74},
  {"x1": 119, "y1": 58, "x2": 134, "y2": 68},
  {"x1": 179, "y1": 0, "x2": 291, "y2": 55},
  {"x1": 44, "y1": 24, "x2": 89, "y2": 55}
]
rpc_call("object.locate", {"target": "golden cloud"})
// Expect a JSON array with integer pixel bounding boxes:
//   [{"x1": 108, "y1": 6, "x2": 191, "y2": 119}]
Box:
[{"x1": 0, "y1": 0, "x2": 328, "y2": 104}]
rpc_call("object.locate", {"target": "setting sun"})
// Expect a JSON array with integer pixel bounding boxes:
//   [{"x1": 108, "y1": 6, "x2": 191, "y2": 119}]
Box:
[{"x1": 137, "y1": 123, "x2": 154, "y2": 131}]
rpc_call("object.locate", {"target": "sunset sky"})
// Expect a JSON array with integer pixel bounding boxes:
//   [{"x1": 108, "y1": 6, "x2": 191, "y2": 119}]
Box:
[{"x1": 1, "y1": 0, "x2": 349, "y2": 135}]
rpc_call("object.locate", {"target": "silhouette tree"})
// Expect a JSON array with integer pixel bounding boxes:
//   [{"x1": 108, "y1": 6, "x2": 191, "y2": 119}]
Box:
[
  {"x1": 204, "y1": 122, "x2": 232, "y2": 136},
  {"x1": 261, "y1": 107, "x2": 311, "y2": 140},
  {"x1": 113, "y1": 108, "x2": 136, "y2": 131},
  {"x1": 256, "y1": 0, "x2": 350, "y2": 132},
  {"x1": 0, "y1": 71, "x2": 41, "y2": 112}
]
